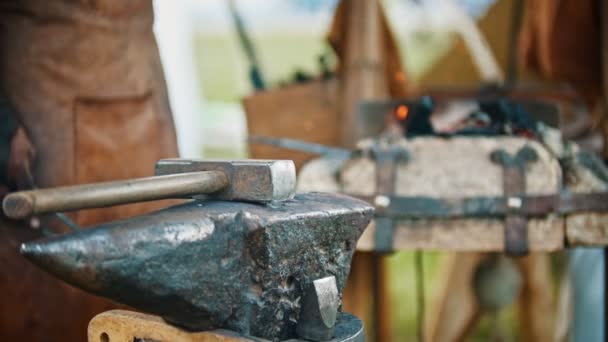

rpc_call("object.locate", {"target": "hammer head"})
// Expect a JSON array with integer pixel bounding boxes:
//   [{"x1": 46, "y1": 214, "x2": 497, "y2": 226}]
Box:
[
  {"x1": 21, "y1": 193, "x2": 373, "y2": 341},
  {"x1": 156, "y1": 159, "x2": 296, "y2": 202}
]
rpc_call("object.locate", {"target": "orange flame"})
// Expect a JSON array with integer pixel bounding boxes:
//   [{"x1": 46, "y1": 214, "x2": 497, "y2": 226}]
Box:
[{"x1": 395, "y1": 105, "x2": 409, "y2": 121}]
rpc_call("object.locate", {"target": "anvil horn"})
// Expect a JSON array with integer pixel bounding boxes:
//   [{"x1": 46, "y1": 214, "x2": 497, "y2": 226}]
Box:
[{"x1": 21, "y1": 192, "x2": 373, "y2": 341}]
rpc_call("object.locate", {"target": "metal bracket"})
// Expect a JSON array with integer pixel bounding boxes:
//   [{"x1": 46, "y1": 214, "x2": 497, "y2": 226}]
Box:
[
  {"x1": 369, "y1": 142, "x2": 409, "y2": 253},
  {"x1": 296, "y1": 276, "x2": 339, "y2": 342},
  {"x1": 490, "y1": 146, "x2": 538, "y2": 256}
]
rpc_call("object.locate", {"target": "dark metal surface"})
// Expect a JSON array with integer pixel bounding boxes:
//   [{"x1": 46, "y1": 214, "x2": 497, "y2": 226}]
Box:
[
  {"x1": 491, "y1": 147, "x2": 538, "y2": 256},
  {"x1": 296, "y1": 276, "x2": 339, "y2": 341},
  {"x1": 371, "y1": 143, "x2": 408, "y2": 253},
  {"x1": 364, "y1": 192, "x2": 608, "y2": 218},
  {"x1": 288, "y1": 313, "x2": 365, "y2": 342},
  {"x1": 21, "y1": 193, "x2": 373, "y2": 341},
  {"x1": 247, "y1": 136, "x2": 353, "y2": 159},
  {"x1": 359, "y1": 97, "x2": 560, "y2": 130},
  {"x1": 318, "y1": 313, "x2": 365, "y2": 342}
]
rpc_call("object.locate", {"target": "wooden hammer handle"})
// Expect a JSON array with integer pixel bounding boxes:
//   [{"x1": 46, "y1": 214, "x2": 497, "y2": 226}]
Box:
[
  {"x1": 2, "y1": 171, "x2": 228, "y2": 219},
  {"x1": 88, "y1": 310, "x2": 251, "y2": 342}
]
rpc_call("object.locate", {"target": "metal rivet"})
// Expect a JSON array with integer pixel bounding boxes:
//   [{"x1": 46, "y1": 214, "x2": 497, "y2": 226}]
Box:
[
  {"x1": 507, "y1": 197, "x2": 522, "y2": 209},
  {"x1": 29, "y1": 217, "x2": 40, "y2": 229},
  {"x1": 374, "y1": 195, "x2": 391, "y2": 208}
]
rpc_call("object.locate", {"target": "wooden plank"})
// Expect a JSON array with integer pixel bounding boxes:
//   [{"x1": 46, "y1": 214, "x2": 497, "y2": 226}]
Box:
[
  {"x1": 330, "y1": 0, "x2": 404, "y2": 340},
  {"x1": 424, "y1": 253, "x2": 484, "y2": 342},
  {"x1": 341, "y1": 253, "x2": 375, "y2": 339},
  {"x1": 337, "y1": 0, "x2": 388, "y2": 148},
  {"x1": 515, "y1": 253, "x2": 555, "y2": 342},
  {"x1": 243, "y1": 79, "x2": 340, "y2": 170}
]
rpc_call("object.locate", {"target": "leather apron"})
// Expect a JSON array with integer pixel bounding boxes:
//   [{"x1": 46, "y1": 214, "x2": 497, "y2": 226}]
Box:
[{"x1": 0, "y1": 1, "x2": 178, "y2": 340}]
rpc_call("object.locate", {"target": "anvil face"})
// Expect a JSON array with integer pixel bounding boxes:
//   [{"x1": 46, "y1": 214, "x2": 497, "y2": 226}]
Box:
[{"x1": 21, "y1": 193, "x2": 373, "y2": 341}]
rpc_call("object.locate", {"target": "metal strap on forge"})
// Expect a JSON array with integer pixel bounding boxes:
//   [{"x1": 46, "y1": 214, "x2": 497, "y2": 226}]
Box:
[
  {"x1": 490, "y1": 147, "x2": 538, "y2": 256},
  {"x1": 370, "y1": 143, "x2": 409, "y2": 253},
  {"x1": 356, "y1": 192, "x2": 608, "y2": 219}
]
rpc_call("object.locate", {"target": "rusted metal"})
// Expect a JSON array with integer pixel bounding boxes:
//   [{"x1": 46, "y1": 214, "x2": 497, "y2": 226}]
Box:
[
  {"x1": 20, "y1": 192, "x2": 373, "y2": 341},
  {"x1": 3, "y1": 159, "x2": 296, "y2": 219},
  {"x1": 491, "y1": 147, "x2": 538, "y2": 256},
  {"x1": 359, "y1": 192, "x2": 608, "y2": 219},
  {"x1": 369, "y1": 141, "x2": 409, "y2": 253}
]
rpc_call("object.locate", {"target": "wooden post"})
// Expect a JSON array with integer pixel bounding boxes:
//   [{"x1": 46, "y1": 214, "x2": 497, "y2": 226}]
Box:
[
  {"x1": 333, "y1": 0, "x2": 395, "y2": 341},
  {"x1": 425, "y1": 253, "x2": 484, "y2": 342},
  {"x1": 338, "y1": 0, "x2": 389, "y2": 148}
]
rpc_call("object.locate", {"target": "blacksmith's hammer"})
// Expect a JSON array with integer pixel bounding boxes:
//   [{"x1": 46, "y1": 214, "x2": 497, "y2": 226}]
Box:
[{"x1": 2, "y1": 159, "x2": 295, "y2": 219}]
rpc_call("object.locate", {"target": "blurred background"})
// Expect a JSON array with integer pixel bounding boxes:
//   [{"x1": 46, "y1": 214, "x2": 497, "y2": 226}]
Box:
[
  {"x1": 153, "y1": 0, "x2": 499, "y2": 159},
  {"x1": 151, "y1": 0, "x2": 565, "y2": 340},
  {"x1": 2, "y1": 0, "x2": 605, "y2": 341}
]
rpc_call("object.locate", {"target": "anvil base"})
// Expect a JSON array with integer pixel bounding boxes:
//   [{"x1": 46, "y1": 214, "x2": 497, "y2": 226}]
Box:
[{"x1": 88, "y1": 310, "x2": 364, "y2": 342}]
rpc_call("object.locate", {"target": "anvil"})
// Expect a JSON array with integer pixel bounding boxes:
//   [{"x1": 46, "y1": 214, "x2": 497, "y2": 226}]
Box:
[{"x1": 21, "y1": 192, "x2": 373, "y2": 341}]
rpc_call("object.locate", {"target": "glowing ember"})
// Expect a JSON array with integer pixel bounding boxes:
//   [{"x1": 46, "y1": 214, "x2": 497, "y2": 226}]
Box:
[{"x1": 395, "y1": 105, "x2": 409, "y2": 121}]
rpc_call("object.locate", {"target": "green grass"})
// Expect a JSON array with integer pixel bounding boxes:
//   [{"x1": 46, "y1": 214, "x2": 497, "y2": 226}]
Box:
[
  {"x1": 387, "y1": 251, "x2": 443, "y2": 340},
  {"x1": 193, "y1": 30, "x2": 455, "y2": 101},
  {"x1": 194, "y1": 33, "x2": 331, "y2": 102},
  {"x1": 387, "y1": 251, "x2": 521, "y2": 341}
]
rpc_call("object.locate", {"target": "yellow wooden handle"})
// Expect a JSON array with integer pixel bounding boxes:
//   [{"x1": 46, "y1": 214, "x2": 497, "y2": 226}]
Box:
[
  {"x1": 3, "y1": 171, "x2": 228, "y2": 219},
  {"x1": 88, "y1": 310, "x2": 252, "y2": 342}
]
